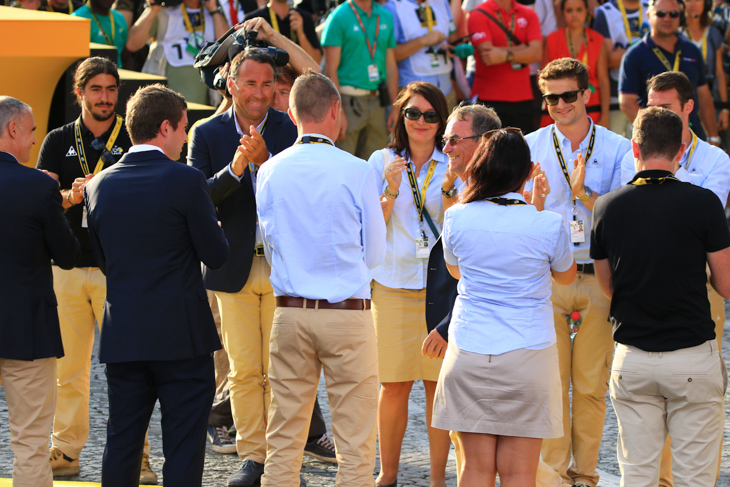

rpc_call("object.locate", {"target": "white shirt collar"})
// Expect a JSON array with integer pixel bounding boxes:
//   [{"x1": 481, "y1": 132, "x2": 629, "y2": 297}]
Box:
[
  {"x1": 128, "y1": 144, "x2": 165, "y2": 154},
  {"x1": 234, "y1": 110, "x2": 269, "y2": 137},
  {"x1": 553, "y1": 117, "x2": 594, "y2": 153}
]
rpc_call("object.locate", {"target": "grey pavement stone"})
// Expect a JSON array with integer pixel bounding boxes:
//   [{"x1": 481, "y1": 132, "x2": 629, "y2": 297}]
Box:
[{"x1": 1, "y1": 303, "x2": 729, "y2": 485}]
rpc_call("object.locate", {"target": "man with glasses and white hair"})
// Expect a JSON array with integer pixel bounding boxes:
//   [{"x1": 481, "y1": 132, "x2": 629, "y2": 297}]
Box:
[
  {"x1": 618, "y1": 0, "x2": 720, "y2": 144},
  {"x1": 525, "y1": 57, "x2": 630, "y2": 487}
]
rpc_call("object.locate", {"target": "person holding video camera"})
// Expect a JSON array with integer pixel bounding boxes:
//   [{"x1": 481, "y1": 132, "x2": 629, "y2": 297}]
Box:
[
  {"x1": 126, "y1": 0, "x2": 230, "y2": 104},
  {"x1": 243, "y1": 0, "x2": 322, "y2": 63},
  {"x1": 188, "y1": 19, "x2": 326, "y2": 487}
]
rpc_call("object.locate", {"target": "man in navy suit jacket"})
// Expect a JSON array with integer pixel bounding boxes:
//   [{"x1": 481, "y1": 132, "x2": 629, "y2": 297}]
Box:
[
  {"x1": 189, "y1": 46, "x2": 330, "y2": 487},
  {"x1": 0, "y1": 96, "x2": 79, "y2": 486},
  {"x1": 84, "y1": 85, "x2": 229, "y2": 487}
]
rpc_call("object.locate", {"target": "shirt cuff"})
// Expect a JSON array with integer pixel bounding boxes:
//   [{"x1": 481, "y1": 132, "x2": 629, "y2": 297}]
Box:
[{"x1": 228, "y1": 162, "x2": 242, "y2": 182}]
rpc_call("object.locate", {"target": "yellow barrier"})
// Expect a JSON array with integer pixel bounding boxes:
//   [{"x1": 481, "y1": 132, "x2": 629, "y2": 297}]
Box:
[{"x1": 0, "y1": 6, "x2": 89, "y2": 166}]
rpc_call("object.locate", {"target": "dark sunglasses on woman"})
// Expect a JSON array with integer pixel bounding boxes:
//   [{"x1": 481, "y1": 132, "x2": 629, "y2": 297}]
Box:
[
  {"x1": 403, "y1": 107, "x2": 440, "y2": 124},
  {"x1": 542, "y1": 89, "x2": 586, "y2": 106}
]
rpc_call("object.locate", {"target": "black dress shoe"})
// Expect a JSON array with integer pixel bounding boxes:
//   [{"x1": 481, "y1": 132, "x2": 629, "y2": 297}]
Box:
[
  {"x1": 227, "y1": 460, "x2": 264, "y2": 487},
  {"x1": 376, "y1": 481, "x2": 397, "y2": 487},
  {"x1": 300, "y1": 474, "x2": 307, "y2": 486}
]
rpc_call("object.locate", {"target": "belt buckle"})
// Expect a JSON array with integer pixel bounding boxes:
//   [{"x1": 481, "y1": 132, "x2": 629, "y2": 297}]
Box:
[{"x1": 254, "y1": 244, "x2": 265, "y2": 257}]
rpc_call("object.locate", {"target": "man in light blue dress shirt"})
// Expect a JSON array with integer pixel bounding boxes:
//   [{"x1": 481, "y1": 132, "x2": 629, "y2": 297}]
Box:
[
  {"x1": 255, "y1": 70, "x2": 386, "y2": 487},
  {"x1": 525, "y1": 58, "x2": 631, "y2": 487}
]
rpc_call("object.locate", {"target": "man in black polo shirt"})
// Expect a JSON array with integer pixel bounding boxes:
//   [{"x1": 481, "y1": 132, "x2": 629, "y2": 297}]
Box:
[
  {"x1": 590, "y1": 106, "x2": 730, "y2": 487},
  {"x1": 36, "y1": 57, "x2": 156, "y2": 485}
]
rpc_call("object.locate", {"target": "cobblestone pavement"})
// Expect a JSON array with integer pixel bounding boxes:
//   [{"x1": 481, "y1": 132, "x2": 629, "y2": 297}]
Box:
[{"x1": 1, "y1": 305, "x2": 730, "y2": 486}]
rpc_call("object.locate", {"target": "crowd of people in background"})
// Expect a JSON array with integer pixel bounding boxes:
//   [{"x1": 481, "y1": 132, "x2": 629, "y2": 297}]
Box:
[{"x1": 3, "y1": 0, "x2": 730, "y2": 485}]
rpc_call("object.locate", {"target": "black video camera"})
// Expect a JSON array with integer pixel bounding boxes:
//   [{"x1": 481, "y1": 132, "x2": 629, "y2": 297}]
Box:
[{"x1": 194, "y1": 27, "x2": 290, "y2": 91}]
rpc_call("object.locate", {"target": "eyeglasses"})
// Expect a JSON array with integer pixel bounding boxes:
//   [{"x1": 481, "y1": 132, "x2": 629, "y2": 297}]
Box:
[
  {"x1": 654, "y1": 9, "x2": 681, "y2": 17},
  {"x1": 403, "y1": 107, "x2": 441, "y2": 124},
  {"x1": 442, "y1": 134, "x2": 481, "y2": 146},
  {"x1": 542, "y1": 89, "x2": 585, "y2": 106},
  {"x1": 91, "y1": 138, "x2": 115, "y2": 165},
  {"x1": 482, "y1": 127, "x2": 523, "y2": 139}
]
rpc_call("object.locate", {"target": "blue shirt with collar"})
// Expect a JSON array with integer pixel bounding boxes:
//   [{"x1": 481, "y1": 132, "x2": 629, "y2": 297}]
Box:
[
  {"x1": 256, "y1": 134, "x2": 386, "y2": 302},
  {"x1": 619, "y1": 33, "x2": 708, "y2": 139},
  {"x1": 525, "y1": 118, "x2": 631, "y2": 263},
  {"x1": 443, "y1": 192, "x2": 574, "y2": 355}
]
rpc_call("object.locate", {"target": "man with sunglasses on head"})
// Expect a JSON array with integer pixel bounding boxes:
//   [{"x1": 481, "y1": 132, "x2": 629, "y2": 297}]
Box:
[
  {"x1": 618, "y1": 0, "x2": 720, "y2": 145},
  {"x1": 525, "y1": 57, "x2": 631, "y2": 487},
  {"x1": 35, "y1": 57, "x2": 157, "y2": 485}
]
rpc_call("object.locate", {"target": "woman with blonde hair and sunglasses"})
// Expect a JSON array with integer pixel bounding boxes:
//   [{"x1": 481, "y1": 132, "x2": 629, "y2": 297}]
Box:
[
  {"x1": 432, "y1": 128, "x2": 576, "y2": 487},
  {"x1": 367, "y1": 81, "x2": 452, "y2": 487}
]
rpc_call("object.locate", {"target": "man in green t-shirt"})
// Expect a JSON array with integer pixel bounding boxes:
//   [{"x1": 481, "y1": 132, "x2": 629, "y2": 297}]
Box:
[
  {"x1": 322, "y1": 0, "x2": 399, "y2": 159},
  {"x1": 73, "y1": 0, "x2": 128, "y2": 68}
]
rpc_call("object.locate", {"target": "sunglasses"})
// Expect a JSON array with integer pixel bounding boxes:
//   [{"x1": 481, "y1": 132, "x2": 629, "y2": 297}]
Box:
[
  {"x1": 542, "y1": 89, "x2": 585, "y2": 106},
  {"x1": 482, "y1": 127, "x2": 523, "y2": 139},
  {"x1": 91, "y1": 138, "x2": 115, "y2": 165},
  {"x1": 403, "y1": 107, "x2": 440, "y2": 124},
  {"x1": 654, "y1": 9, "x2": 681, "y2": 17},
  {"x1": 442, "y1": 134, "x2": 481, "y2": 146}
]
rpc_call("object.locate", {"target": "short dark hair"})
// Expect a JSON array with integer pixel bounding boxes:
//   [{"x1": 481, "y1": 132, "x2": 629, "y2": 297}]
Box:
[
  {"x1": 647, "y1": 71, "x2": 695, "y2": 107},
  {"x1": 73, "y1": 56, "x2": 119, "y2": 103},
  {"x1": 125, "y1": 84, "x2": 187, "y2": 145},
  {"x1": 538, "y1": 57, "x2": 589, "y2": 93},
  {"x1": 290, "y1": 70, "x2": 340, "y2": 123},
  {"x1": 560, "y1": 0, "x2": 588, "y2": 11},
  {"x1": 633, "y1": 107, "x2": 683, "y2": 162},
  {"x1": 230, "y1": 49, "x2": 277, "y2": 82},
  {"x1": 462, "y1": 130, "x2": 532, "y2": 203},
  {"x1": 276, "y1": 64, "x2": 298, "y2": 88},
  {"x1": 388, "y1": 82, "x2": 449, "y2": 159},
  {"x1": 447, "y1": 101, "x2": 501, "y2": 136}
]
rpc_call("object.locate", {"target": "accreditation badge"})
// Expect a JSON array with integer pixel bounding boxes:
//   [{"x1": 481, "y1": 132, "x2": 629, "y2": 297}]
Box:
[
  {"x1": 430, "y1": 52, "x2": 440, "y2": 68},
  {"x1": 569, "y1": 220, "x2": 585, "y2": 244},
  {"x1": 186, "y1": 32, "x2": 205, "y2": 56},
  {"x1": 416, "y1": 236, "x2": 430, "y2": 259},
  {"x1": 367, "y1": 64, "x2": 379, "y2": 82}
]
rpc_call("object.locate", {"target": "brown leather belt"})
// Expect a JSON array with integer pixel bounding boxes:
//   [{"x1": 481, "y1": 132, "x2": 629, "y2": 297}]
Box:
[{"x1": 276, "y1": 296, "x2": 371, "y2": 310}]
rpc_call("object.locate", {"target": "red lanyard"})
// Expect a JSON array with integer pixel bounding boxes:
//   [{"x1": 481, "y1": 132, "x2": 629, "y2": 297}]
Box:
[{"x1": 349, "y1": 0, "x2": 380, "y2": 61}]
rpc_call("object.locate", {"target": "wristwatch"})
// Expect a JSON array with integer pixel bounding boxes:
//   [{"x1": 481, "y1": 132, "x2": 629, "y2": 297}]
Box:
[
  {"x1": 709, "y1": 136, "x2": 722, "y2": 144},
  {"x1": 208, "y1": 7, "x2": 224, "y2": 15},
  {"x1": 441, "y1": 185, "x2": 458, "y2": 198},
  {"x1": 506, "y1": 50, "x2": 514, "y2": 63},
  {"x1": 577, "y1": 185, "x2": 593, "y2": 202}
]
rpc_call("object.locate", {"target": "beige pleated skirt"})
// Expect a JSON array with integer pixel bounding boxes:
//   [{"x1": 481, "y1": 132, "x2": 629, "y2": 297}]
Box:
[
  {"x1": 372, "y1": 281, "x2": 443, "y2": 383},
  {"x1": 432, "y1": 343, "x2": 563, "y2": 438}
]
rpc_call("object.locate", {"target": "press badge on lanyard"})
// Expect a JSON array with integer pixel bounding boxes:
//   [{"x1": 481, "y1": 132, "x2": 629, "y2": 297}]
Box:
[
  {"x1": 367, "y1": 64, "x2": 379, "y2": 82},
  {"x1": 569, "y1": 219, "x2": 585, "y2": 243},
  {"x1": 349, "y1": 0, "x2": 382, "y2": 84},
  {"x1": 405, "y1": 159, "x2": 438, "y2": 259},
  {"x1": 186, "y1": 31, "x2": 205, "y2": 56},
  {"x1": 416, "y1": 231, "x2": 430, "y2": 259}
]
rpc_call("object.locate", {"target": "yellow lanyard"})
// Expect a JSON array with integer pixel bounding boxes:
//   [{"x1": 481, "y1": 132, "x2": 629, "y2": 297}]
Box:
[
  {"x1": 630, "y1": 175, "x2": 680, "y2": 184},
  {"x1": 182, "y1": 3, "x2": 205, "y2": 33},
  {"x1": 496, "y1": 11, "x2": 516, "y2": 46},
  {"x1": 423, "y1": 0, "x2": 434, "y2": 32},
  {"x1": 268, "y1": 4, "x2": 297, "y2": 41},
  {"x1": 652, "y1": 46, "x2": 681, "y2": 71},
  {"x1": 88, "y1": 3, "x2": 115, "y2": 45},
  {"x1": 683, "y1": 130, "x2": 699, "y2": 171},
  {"x1": 405, "y1": 159, "x2": 438, "y2": 222},
  {"x1": 617, "y1": 0, "x2": 643, "y2": 40},
  {"x1": 566, "y1": 28, "x2": 589, "y2": 66},
  {"x1": 74, "y1": 115, "x2": 123, "y2": 175},
  {"x1": 701, "y1": 29, "x2": 707, "y2": 63}
]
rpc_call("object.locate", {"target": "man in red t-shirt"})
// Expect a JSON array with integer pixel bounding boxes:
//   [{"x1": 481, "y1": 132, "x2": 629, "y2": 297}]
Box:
[{"x1": 468, "y1": 0, "x2": 542, "y2": 133}]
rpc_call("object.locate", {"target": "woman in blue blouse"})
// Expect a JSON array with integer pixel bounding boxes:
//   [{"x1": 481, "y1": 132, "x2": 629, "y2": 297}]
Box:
[{"x1": 432, "y1": 129, "x2": 576, "y2": 487}]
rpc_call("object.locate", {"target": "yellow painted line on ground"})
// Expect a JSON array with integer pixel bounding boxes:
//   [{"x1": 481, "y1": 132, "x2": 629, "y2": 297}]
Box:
[{"x1": 0, "y1": 480, "x2": 149, "y2": 486}]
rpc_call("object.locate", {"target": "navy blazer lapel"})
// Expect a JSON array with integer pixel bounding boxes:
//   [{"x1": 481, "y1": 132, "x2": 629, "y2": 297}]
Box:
[{"x1": 0, "y1": 151, "x2": 19, "y2": 165}]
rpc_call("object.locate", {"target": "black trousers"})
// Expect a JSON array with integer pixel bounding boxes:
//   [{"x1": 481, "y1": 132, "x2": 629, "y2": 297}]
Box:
[
  {"x1": 102, "y1": 355, "x2": 215, "y2": 487},
  {"x1": 476, "y1": 99, "x2": 538, "y2": 135}
]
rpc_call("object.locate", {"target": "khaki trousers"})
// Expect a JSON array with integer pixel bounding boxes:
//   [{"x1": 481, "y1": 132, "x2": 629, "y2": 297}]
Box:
[
  {"x1": 611, "y1": 340, "x2": 726, "y2": 487},
  {"x1": 609, "y1": 108, "x2": 632, "y2": 139},
  {"x1": 215, "y1": 255, "x2": 275, "y2": 463},
  {"x1": 52, "y1": 266, "x2": 151, "y2": 459},
  {"x1": 1, "y1": 357, "x2": 56, "y2": 487},
  {"x1": 658, "y1": 282, "x2": 726, "y2": 487},
  {"x1": 337, "y1": 93, "x2": 389, "y2": 160},
  {"x1": 262, "y1": 305, "x2": 379, "y2": 487},
  {"x1": 541, "y1": 273, "x2": 613, "y2": 487}
]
